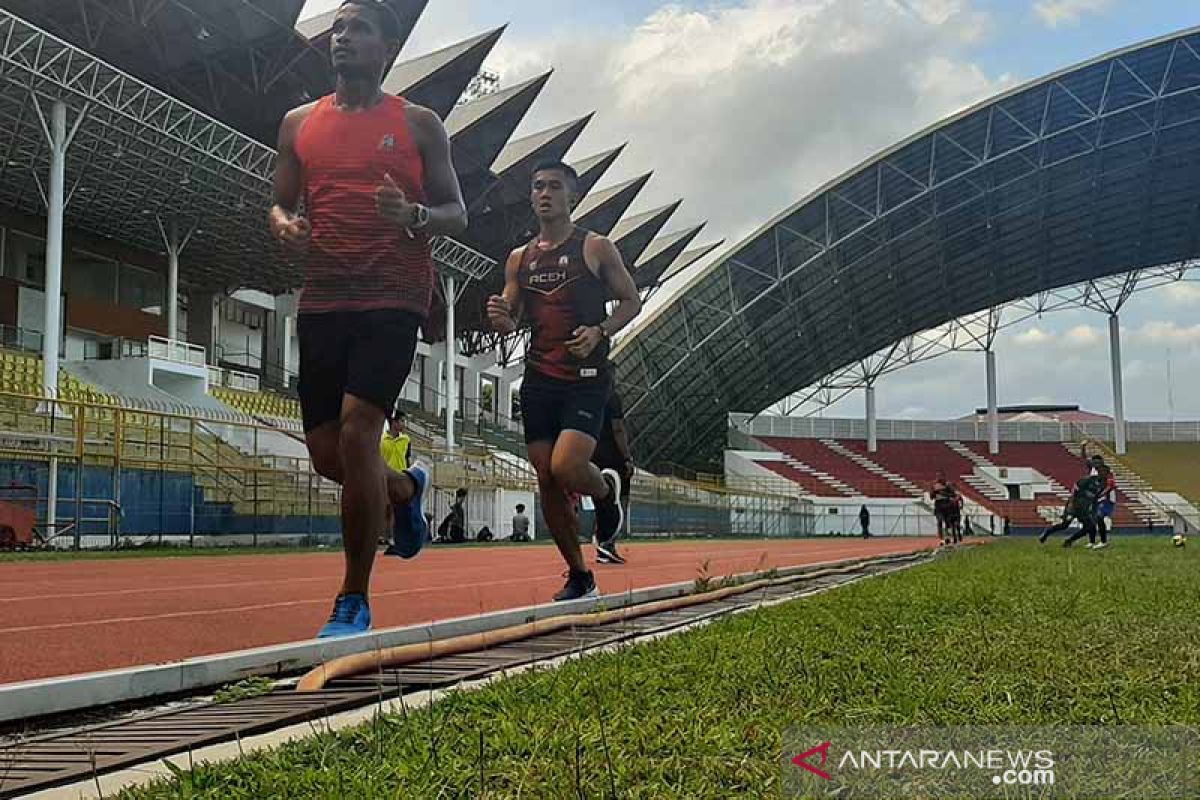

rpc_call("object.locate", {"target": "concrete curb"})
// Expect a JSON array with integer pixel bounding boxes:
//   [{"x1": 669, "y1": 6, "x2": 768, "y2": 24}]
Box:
[{"x1": 0, "y1": 553, "x2": 924, "y2": 725}]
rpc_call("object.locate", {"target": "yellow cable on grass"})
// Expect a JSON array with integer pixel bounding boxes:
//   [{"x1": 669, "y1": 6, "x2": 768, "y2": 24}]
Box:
[{"x1": 297, "y1": 555, "x2": 920, "y2": 692}]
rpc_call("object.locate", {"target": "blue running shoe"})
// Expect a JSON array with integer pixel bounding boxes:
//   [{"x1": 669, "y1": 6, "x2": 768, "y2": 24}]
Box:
[
  {"x1": 317, "y1": 593, "x2": 371, "y2": 639},
  {"x1": 389, "y1": 465, "x2": 429, "y2": 559}
]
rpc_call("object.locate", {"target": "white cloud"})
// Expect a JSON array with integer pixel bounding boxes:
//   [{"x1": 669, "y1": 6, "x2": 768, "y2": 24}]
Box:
[
  {"x1": 1131, "y1": 321, "x2": 1200, "y2": 348},
  {"x1": 1062, "y1": 324, "x2": 1102, "y2": 348},
  {"x1": 1032, "y1": 0, "x2": 1110, "y2": 29},
  {"x1": 1164, "y1": 282, "x2": 1200, "y2": 307},
  {"x1": 1013, "y1": 327, "x2": 1053, "y2": 345},
  {"x1": 482, "y1": 0, "x2": 1006, "y2": 290}
]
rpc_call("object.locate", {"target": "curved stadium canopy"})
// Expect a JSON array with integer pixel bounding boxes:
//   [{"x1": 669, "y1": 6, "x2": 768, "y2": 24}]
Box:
[
  {"x1": 612, "y1": 27, "x2": 1200, "y2": 471},
  {"x1": 0, "y1": 0, "x2": 715, "y2": 337}
]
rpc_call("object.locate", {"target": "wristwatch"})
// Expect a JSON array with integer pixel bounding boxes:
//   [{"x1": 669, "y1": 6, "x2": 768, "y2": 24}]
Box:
[
  {"x1": 411, "y1": 203, "x2": 431, "y2": 230},
  {"x1": 596, "y1": 323, "x2": 611, "y2": 340}
]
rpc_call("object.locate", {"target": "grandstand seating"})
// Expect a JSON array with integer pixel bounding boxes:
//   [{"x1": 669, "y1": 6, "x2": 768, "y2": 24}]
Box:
[
  {"x1": 210, "y1": 385, "x2": 301, "y2": 421},
  {"x1": 755, "y1": 459, "x2": 846, "y2": 497},
  {"x1": 0, "y1": 349, "x2": 118, "y2": 405},
  {"x1": 759, "y1": 437, "x2": 911, "y2": 498},
  {"x1": 750, "y1": 434, "x2": 1174, "y2": 529}
]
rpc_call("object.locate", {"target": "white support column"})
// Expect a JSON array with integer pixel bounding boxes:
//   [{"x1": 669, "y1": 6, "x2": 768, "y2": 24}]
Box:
[
  {"x1": 421, "y1": 350, "x2": 441, "y2": 415},
  {"x1": 41, "y1": 102, "x2": 68, "y2": 401},
  {"x1": 157, "y1": 218, "x2": 195, "y2": 342},
  {"x1": 38, "y1": 101, "x2": 72, "y2": 540},
  {"x1": 1109, "y1": 313, "x2": 1127, "y2": 455},
  {"x1": 444, "y1": 274, "x2": 457, "y2": 450},
  {"x1": 986, "y1": 349, "x2": 999, "y2": 455},
  {"x1": 282, "y1": 315, "x2": 295, "y2": 388},
  {"x1": 462, "y1": 365, "x2": 481, "y2": 426},
  {"x1": 497, "y1": 376, "x2": 513, "y2": 422},
  {"x1": 865, "y1": 384, "x2": 877, "y2": 453},
  {"x1": 166, "y1": 232, "x2": 179, "y2": 339}
]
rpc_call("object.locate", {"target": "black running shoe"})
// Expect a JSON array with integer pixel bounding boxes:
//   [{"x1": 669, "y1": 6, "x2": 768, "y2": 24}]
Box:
[
  {"x1": 553, "y1": 569, "x2": 598, "y2": 602},
  {"x1": 596, "y1": 539, "x2": 626, "y2": 565},
  {"x1": 595, "y1": 469, "x2": 624, "y2": 544}
]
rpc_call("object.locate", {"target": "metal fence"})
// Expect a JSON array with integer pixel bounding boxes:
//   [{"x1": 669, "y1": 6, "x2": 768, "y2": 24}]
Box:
[
  {"x1": 732, "y1": 413, "x2": 1200, "y2": 444},
  {"x1": 0, "y1": 390, "x2": 815, "y2": 549}
]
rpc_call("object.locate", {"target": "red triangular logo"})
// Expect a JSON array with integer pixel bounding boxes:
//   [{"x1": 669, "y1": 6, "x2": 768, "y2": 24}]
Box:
[{"x1": 792, "y1": 741, "x2": 833, "y2": 780}]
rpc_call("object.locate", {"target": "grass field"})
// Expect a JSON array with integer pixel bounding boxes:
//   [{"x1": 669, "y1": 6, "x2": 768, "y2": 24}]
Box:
[{"x1": 120, "y1": 539, "x2": 1198, "y2": 799}]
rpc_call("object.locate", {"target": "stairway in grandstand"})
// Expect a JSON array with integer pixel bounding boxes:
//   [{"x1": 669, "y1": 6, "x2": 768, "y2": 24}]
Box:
[
  {"x1": 945, "y1": 441, "x2": 1065, "y2": 524},
  {"x1": 822, "y1": 440, "x2": 923, "y2": 496},
  {"x1": 754, "y1": 439, "x2": 856, "y2": 497},
  {"x1": 830, "y1": 439, "x2": 998, "y2": 524}
]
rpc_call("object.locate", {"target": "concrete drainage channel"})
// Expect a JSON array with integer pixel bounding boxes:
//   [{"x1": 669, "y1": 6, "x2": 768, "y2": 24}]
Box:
[{"x1": 0, "y1": 551, "x2": 933, "y2": 799}]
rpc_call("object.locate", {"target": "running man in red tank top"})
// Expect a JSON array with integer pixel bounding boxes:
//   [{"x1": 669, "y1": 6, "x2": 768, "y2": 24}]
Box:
[
  {"x1": 268, "y1": 0, "x2": 467, "y2": 638},
  {"x1": 487, "y1": 161, "x2": 642, "y2": 601}
]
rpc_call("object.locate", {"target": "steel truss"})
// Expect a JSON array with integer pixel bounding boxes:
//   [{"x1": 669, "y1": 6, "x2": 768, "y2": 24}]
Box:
[
  {"x1": 0, "y1": 7, "x2": 496, "y2": 298},
  {"x1": 614, "y1": 28, "x2": 1200, "y2": 469},
  {"x1": 766, "y1": 261, "x2": 1199, "y2": 418}
]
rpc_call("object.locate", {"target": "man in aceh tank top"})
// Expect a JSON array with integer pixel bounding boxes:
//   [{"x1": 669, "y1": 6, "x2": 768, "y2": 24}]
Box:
[
  {"x1": 268, "y1": 0, "x2": 467, "y2": 638},
  {"x1": 487, "y1": 160, "x2": 643, "y2": 602}
]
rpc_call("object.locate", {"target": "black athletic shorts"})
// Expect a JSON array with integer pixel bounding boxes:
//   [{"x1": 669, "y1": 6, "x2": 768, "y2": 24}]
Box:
[
  {"x1": 520, "y1": 367, "x2": 612, "y2": 445},
  {"x1": 297, "y1": 309, "x2": 421, "y2": 432}
]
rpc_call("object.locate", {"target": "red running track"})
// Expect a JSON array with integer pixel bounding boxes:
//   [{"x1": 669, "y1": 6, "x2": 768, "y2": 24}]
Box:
[{"x1": 0, "y1": 538, "x2": 937, "y2": 685}]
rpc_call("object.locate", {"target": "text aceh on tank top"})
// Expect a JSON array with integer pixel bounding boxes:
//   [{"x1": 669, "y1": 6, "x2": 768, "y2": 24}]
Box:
[
  {"x1": 294, "y1": 94, "x2": 433, "y2": 317},
  {"x1": 517, "y1": 226, "x2": 610, "y2": 382}
]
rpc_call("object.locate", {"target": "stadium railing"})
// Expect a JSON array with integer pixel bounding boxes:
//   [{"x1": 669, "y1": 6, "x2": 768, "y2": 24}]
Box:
[{"x1": 0, "y1": 390, "x2": 818, "y2": 549}]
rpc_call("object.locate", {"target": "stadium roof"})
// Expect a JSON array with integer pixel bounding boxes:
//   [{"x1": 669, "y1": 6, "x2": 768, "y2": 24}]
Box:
[
  {"x1": 0, "y1": 2, "x2": 716, "y2": 321},
  {"x1": 613, "y1": 27, "x2": 1200, "y2": 471}
]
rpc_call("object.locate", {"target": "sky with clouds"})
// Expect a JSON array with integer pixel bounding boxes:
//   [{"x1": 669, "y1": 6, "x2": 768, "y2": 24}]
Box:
[{"x1": 301, "y1": 0, "x2": 1199, "y2": 421}]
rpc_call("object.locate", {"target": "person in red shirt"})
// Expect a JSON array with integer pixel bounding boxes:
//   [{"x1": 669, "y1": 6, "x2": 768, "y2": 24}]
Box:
[
  {"x1": 268, "y1": 0, "x2": 467, "y2": 638},
  {"x1": 486, "y1": 161, "x2": 642, "y2": 601}
]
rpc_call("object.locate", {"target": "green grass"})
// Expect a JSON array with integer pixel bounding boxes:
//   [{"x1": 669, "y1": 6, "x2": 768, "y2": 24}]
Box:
[
  {"x1": 119, "y1": 539, "x2": 1198, "y2": 799},
  {"x1": 212, "y1": 677, "x2": 277, "y2": 705}
]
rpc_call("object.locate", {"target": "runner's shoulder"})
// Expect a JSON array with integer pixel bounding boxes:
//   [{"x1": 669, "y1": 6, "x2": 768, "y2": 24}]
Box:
[{"x1": 280, "y1": 99, "x2": 323, "y2": 140}]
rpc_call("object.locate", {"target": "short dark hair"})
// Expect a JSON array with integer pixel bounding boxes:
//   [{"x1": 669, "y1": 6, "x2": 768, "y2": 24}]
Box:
[
  {"x1": 532, "y1": 159, "x2": 579, "y2": 191},
  {"x1": 338, "y1": 0, "x2": 402, "y2": 42},
  {"x1": 515, "y1": 504, "x2": 525, "y2": 513}
]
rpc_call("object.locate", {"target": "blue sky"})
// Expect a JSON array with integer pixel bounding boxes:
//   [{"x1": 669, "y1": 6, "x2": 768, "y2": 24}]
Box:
[{"x1": 300, "y1": 1, "x2": 1200, "y2": 420}]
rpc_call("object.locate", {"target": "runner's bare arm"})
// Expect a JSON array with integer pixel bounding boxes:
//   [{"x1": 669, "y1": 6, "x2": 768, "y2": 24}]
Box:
[
  {"x1": 585, "y1": 234, "x2": 642, "y2": 338},
  {"x1": 409, "y1": 105, "x2": 467, "y2": 237},
  {"x1": 268, "y1": 107, "x2": 312, "y2": 246},
  {"x1": 487, "y1": 248, "x2": 524, "y2": 334}
]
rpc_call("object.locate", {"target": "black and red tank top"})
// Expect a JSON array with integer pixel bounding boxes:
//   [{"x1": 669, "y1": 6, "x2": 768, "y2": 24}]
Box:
[
  {"x1": 293, "y1": 94, "x2": 433, "y2": 317},
  {"x1": 518, "y1": 226, "x2": 610, "y2": 382}
]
